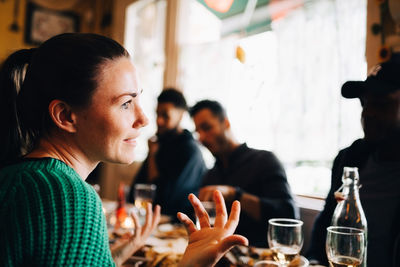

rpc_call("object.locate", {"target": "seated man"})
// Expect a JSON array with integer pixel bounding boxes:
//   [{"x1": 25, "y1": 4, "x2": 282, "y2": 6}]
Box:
[
  {"x1": 129, "y1": 89, "x2": 206, "y2": 218},
  {"x1": 307, "y1": 56, "x2": 400, "y2": 267},
  {"x1": 190, "y1": 100, "x2": 299, "y2": 247}
]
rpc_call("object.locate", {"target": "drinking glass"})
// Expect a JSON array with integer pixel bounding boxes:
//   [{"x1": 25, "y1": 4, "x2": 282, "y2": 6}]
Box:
[
  {"x1": 268, "y1": 218, "x2": 304, "y2": 267},
  {"x1": 326, "y1": 226, "x2": 365, "y2": 267},
  {"x1": 196, "y1": 201, "x2": 216, "y2": 229},
  {"x1": 134, "y1": 184, "x2": 156, "y2": 223}
]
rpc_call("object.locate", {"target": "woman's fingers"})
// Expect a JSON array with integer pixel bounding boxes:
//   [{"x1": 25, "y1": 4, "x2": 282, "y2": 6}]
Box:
[
  {"x1": 141, "y1": 202, "x2": 153, "y2": 236},
  {"x1": 189, "y1": 193, "x2": 211, "y2": 228},
  {"x1": 177, "y1": 212, "x2": 197, "y2": 235},
  {"x1": 142, "y1": 204, "x2": 161, "y2": 239},
  {"x1": 130, "y1": 208, "x2": 141, "y2": 237},
  {"x1": 128, "y1": 204, "x2": 160, "y2": 242},
  {"x1": 145, "y1": 202, "x2": 153, "y2": 223},
  {"x1": 224, "y1": 200, "x2": 241, "y2": 233},
  {"x1": 152, "y1": 205, "x2": 161, "y2": 229},
  {"x1": 179, "y1": 191, "x2": 247, "y2": 267},
  {"x1": 213, "y1": 190, "x2": 227, "y2": 228},
  {"x1": 129, "y1": 204, "x2": 160, "y2": 244},
  {"x1": 218, "y1": 235, "x2": 249, "y2": 254}
]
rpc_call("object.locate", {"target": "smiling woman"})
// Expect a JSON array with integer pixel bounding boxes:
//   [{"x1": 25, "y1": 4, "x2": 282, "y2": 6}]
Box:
[
  {"x1": 0, "y1": 33, "x2": 154, "y2": 266},
  {"x1": 73, "y1": 57, "x2": 148, "y2": 166},
  {"x1": 0, "y1": 33, "x2": 247, "y2": 267}
]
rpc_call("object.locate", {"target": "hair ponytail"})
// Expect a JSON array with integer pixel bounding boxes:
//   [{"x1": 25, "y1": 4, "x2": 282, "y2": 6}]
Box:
[
  {"x1": 0, "y1": 49, "x2": 36, "y2": 167},
  {"x1": 1, "y1": 33, "x2": 129, "y2": 168}
]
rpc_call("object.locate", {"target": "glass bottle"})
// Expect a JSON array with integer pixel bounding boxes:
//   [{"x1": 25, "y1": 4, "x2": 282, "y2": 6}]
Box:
[
  {"x1": 115, "y1": 182, "x2": 127, "y2": 230},
  {"x1": 331, "y1": 167, "x2": 367, "y2": 267}
]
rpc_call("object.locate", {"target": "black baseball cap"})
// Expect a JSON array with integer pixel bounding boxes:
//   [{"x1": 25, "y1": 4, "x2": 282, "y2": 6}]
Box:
[{"x1": 341, "y1": 55, "x2": 400, "y2": 99}]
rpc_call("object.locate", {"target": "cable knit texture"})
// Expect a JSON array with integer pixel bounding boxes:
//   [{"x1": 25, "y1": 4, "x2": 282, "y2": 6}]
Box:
[{"x1": 0, "y1": 158, "x2": 115, "y2": 266}]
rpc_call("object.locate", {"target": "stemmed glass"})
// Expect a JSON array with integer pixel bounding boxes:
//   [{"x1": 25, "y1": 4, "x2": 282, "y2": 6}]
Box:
[
  {"x1": 268, "y1": 218, "x2": 304, "y2": 267},
  {"x1": 326, "y1": 226, "x2": 365, "y2": 267}
]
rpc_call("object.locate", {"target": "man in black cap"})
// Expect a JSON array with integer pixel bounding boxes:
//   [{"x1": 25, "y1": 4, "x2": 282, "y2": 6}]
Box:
[{"x1": 307, "y1": 56, "x2": 400, "y2": 267}]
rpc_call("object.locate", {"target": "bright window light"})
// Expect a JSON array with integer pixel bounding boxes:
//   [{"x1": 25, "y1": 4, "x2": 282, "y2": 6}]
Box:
[{"x1": 179, "y1": 0, "x2": 366, "y2": 197}]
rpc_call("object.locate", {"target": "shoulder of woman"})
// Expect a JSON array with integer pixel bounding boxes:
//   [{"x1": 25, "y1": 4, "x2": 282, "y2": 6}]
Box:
[{"x1": 0, "y1": 159, "x2": 99, "y2": 207}]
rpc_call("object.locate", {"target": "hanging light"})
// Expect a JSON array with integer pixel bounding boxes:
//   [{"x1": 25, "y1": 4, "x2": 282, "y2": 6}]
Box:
[
  {"x1": 236, "y1": 45, "x2": 246, "y2": 63},
  {"x1": 204, "y1": 0, "x2": 234, "y2": 13}
]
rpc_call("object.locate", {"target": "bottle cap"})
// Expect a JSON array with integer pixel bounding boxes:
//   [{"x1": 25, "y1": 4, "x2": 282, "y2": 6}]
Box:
[{"x1": 342, "y1": 167, "x2": 359, "y2": 184}]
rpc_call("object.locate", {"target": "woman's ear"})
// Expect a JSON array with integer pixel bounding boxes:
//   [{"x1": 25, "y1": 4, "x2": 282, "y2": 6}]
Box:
[{"x1": 48, "y1": 99, "x2": 77, "y2": 133}]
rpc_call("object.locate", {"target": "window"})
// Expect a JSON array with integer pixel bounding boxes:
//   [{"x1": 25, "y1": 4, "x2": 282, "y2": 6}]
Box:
[
  {"x1": 124, "y1": 0, "x2": 167, "y2": 161},
  {"x1": 178, "y1": 0, "x2": 366, "y2": 197}
]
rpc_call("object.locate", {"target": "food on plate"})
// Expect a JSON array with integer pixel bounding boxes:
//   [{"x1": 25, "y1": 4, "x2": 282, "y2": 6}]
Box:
[{"x1": 145, "y1": 247, "x2": 182, "y2": 267}]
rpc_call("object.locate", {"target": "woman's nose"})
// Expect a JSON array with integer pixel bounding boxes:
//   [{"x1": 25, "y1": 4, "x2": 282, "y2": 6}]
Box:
[{"x1": 133, "y1": 105, "x2": 148, "y2": 128}]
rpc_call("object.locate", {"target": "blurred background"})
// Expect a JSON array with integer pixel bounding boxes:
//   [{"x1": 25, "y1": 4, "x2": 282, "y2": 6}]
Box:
[{"x1": 0, "y1": 0, "x2": 398, "y2": 202}]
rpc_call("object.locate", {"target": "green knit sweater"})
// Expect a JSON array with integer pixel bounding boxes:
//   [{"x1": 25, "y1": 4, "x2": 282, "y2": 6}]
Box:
[{"x1": 0, "y1": 158, "x2": 115, "y2": 266}]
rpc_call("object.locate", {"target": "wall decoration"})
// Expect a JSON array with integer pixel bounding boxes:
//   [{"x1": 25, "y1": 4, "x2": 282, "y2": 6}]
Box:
[
  {"x1": 9, "y1": 0, "x2": 21, "y2": 32},
  {"x1": 372, "y1": 0, "x2": 397, "y2": 62},
  {"x1": 25, "y1": 2, "x2": 79, "y2": 45}
]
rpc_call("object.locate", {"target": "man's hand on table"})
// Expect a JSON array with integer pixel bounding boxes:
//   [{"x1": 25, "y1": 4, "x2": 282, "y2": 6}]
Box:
[
  {"x1": 199, "y1": 185, "x2": 236, "y2": 203},
  {"x1": 177, "y1": 190, "x2": 248, "y2": 267}
]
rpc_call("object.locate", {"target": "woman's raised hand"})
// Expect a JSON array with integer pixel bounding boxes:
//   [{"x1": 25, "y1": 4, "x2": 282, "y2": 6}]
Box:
[
  {"x1": 112, "y1": 203, "x2": 161, "y2": 266},
  {"x1": 129, "y1": 203, "x2": 161, "y2": 249},
  {"x1": 177, "y1": 190, "x2": 248, "y2": 267}
]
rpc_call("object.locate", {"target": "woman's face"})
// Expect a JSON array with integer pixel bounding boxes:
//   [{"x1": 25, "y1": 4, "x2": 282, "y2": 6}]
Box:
[{"x1": 74, "y1": 57, "x2": 148, "y2": 164}]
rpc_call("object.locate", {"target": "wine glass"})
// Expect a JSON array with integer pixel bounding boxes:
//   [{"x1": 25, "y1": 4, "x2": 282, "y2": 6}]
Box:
[
  {"x1": 326, "y1": 226, "x2": 365, "y2": 267},
  {"x1": 134, "y1": 183, "x2": 156, "y2": 224},
  {"x1": 268, "y1": 218, "x2": 304, "y2": 267}
]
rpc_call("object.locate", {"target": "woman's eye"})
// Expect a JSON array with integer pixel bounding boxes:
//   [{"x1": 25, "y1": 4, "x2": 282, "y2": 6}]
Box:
[{"x1": 122, "y1": 100, "x2": 132, "y2": 109}]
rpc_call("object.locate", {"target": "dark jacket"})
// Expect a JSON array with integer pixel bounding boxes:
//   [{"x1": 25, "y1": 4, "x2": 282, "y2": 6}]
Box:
[
  {"x1": 202, "y1": 143, "x2": 299, "y2": 247},
  {"x1": 307, "y1": 139, "x2": 400, "y2": 267},
  {"x1": 129, "y1": 130, "x2": 206, "y2": 218}
]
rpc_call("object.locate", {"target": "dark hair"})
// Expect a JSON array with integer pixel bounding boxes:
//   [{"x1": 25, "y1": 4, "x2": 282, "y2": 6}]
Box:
[
  {"x1": 157, "y1": 88, "x2": 187, "y2": 110},
  {"x1": 189, "y1": 99, "x2": 226, "y2": 121},
  {"x1": 0, "y1": 33, "x2": 129, "y2": 167}
]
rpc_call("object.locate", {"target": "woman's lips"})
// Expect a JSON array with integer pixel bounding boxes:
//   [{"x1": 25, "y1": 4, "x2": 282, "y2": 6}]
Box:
[{"x1": 124, "y1": 138, "x2": 137, "y2": 145}]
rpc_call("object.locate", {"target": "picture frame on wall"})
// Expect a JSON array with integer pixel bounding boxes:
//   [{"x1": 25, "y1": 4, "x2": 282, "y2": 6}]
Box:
[{"x1": 25, "y1": 2, "x2": 80, "y2": 45}]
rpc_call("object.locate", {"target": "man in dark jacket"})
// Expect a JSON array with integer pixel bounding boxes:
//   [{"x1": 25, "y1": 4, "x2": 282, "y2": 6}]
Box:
[
  {"x1": 129, "y1": 89, "x2": 206, "y2": 218},
  {"x1": 190, "y1": 99, "x2": 299, "y2": 247},
  {"x1": 307, "y1": 55, "x2": 400, "y2": 267}
]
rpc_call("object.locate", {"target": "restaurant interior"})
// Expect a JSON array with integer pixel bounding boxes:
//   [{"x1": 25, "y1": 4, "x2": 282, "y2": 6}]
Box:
[{"x1": 1, "y1": 0, "x2": 399, "y2": 266}]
